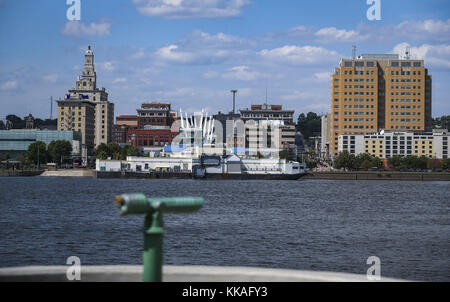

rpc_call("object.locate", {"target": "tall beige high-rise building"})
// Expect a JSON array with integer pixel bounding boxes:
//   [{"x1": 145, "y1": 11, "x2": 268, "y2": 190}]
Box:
[
  {"x1": 58, "y1": 46, "x2": 115, "y2": 160},
  {"x1": 328, "y1": 53, "x2": 432, "y2": 155},
  {"x1": 57, "y1": 99, "x2": 95, "y2": 163}
]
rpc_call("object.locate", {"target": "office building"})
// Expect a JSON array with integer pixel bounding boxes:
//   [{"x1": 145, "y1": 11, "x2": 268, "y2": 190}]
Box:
[
  {"x1": 59, "y1": 46, "x2": 115, "y2": 153},
  {"x1": 338, "y1": 130, "x2": 448, "y2": 159},
  {"x1": 329, "y1": 53, "x2": 432, "y2": 155}
]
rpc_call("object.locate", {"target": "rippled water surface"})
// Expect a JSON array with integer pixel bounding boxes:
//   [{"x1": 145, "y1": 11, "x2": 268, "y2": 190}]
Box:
[{"x1": 0, "y1": 177, "x2": 449, "y2": 281}]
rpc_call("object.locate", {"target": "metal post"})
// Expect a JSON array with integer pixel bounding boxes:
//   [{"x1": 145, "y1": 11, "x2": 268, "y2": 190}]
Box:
[
  {"x1": 115, "y1": 194, "x2": 204, "y2": 282},
  {"x1": 37, "y1": 144, "x2": 40, "y2": 171},
  {"x1": 143, "y1": 211, "x2": 164, "y2": 282}
]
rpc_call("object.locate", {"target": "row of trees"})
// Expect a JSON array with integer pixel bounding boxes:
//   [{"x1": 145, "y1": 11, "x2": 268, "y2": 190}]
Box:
[
  {"x1": 4, "y1": 114, "x2": 56, "y2": 129},
  {"x1": 334, "y1": 151, "x2": 383, "y2": 170},
  {"x1": 24, "y1": 140, "x2": 72, "y2": 166},
  {"x1": 94, "y1": 142, "x2": 144, "y2": 160},
  {"x1": 388, "y1": 155, "x2": 450, "y2": 170},
  {"x1": 333, "y1": 151, "x2": 450, "y2": 171}
]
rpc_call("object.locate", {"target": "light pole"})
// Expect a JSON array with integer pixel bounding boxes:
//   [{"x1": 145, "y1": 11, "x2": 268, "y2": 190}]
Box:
[{"x1": 231, "y1": 90, "x2": 238, "y2": 114}]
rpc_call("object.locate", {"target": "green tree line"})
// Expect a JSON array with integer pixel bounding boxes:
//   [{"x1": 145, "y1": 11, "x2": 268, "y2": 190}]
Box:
[
  {"x1": 333, "y1": 151, "x2": 450, "y2": 171},
  {"x1": 22, "y1": 140, "x2": 73, "y2": 166},
  {"x1": 94, "y1": 142, "x2": 144, "y2": 160}
]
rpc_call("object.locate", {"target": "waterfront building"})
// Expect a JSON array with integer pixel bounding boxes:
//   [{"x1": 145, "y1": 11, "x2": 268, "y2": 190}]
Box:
[
  {"x1": 0, "y1": 129, "x2": 81, "y2": 159},
  {"x1": 329, "y1": 53, "x2": 432, "y2": 155},
  {"x1": 137, "y1": 103, "x2": 174, "y2": 129},
  {"x1": 58, "y1": 46, "x2": 115, "y2": 152},
  {"x1": 213, "y1": 111, "x2": 243, "y2": 154},
  {"x1": 57, "y1": 99, "x2": 95, "y2": 162},
  {"x1": 126, "y1": 125, "x2": 179, "y2": 153},
  {"x1": 240, "y1": 104, "x2": 296, "y2": 156},
  {"x1": 116, "y1": 115, "x2": 138, "y2": 127},
  {"x1": 113, "y1": 115, "x2": 138, "y2": 145},
  {"x1": 338, "y1": 130, "x2": 449, "y2": 159}
]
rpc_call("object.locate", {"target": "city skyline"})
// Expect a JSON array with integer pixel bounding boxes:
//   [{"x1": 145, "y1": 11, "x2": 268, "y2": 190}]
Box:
[{"x1": 1, "y1": 0, "x2": 450, "y2": 119}]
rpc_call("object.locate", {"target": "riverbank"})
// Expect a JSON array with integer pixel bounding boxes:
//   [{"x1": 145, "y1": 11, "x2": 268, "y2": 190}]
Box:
[
  {"x1": 39, "y1": 169, "x2": 93, "y2": 177},
  {"x1": 0, "y1": 170, "x2": 44, "y2": 177},
  {"x1": 304, "y1": 171, "x2": 450, "y2": 181}
]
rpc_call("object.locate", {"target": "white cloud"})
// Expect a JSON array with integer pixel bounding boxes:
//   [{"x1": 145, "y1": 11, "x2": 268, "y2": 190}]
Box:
[
  {"x1": 155, "y1": 44, "x2": 196, "y2": 64},
  {"x1": 0, "y1": 80, "x2": 18, "y2": 90},
  {"x1": 112, "y1": 77, "x2": 127, "y2": 84},
  {"x1": 132, "y1": 0, "x2": 250, "y2": 19},
  {"x1": 61, "y1": 21, "x2": 111, "y2": 37},
  {"x1": 203, "y1": 70, "x2": 220, "y2": 79},
  {"x1": 395, "y1": 19, "x2": 450, "y2": 43},
  {"x1": 222, "y1": 66, "x2": 268, "y2": 81},
  {"x1": 154, "y1": 43, "x2": 244, "y2": 65},
  {"x1": 314, "y1": 72, "x2": 332, "y2": 82},
  {"x1": 258, "y1": 45, "x2": 340, "y2": 66},
  {"x1": 42, "y1": 74, "x2": 58, "y2": 83},
  {"x1": 393, "y1": 42, "x2": 450, "y2": 69},
  {"x1": 97, "y1": 61, "x2": 117, "y2": 72},
  {"x1": 315, "y1": 27, "x2": 361, "y2": 43},
  {"x1": 263, "y1": 19, "x2": 450, "y2": 44}
]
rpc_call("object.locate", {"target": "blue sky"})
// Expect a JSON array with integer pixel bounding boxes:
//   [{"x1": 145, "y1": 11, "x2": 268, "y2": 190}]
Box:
[{"x1": 1, "y1": 0, "x2": 449, "y2": 120}]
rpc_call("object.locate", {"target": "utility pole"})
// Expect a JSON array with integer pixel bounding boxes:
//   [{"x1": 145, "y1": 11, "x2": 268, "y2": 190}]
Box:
[
  {"x1": 231, "y1": 90, "x2": 238, "y2": 114},
  {"x1": 50, "y1": 96, "x2": 53, "y2": 120}
]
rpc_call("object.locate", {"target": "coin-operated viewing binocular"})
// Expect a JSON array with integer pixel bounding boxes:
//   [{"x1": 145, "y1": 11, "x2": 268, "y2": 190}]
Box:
[{"x1": 114, "y1": 193, "x2": 204, "y2": 282}]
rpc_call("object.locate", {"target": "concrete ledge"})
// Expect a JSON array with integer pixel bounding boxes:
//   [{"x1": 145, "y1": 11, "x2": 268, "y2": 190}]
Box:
[
  {"x1": 304, "y1": 172, "x2": 450, "y2": 181},
  {"x1": 0, "y1": 265, "x2": 405, "y2": 282},
  {"x1": 40, "y1": 169, "x2": 93, "y2": 177}
]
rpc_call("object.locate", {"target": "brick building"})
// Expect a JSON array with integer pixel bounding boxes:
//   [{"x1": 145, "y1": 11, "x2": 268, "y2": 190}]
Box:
[{"x1": 126, "y1": 126, "x2": 179, "y2": 150}]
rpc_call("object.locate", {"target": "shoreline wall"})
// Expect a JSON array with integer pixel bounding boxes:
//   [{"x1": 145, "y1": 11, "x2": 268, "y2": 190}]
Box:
[{"x1": 304, "y1": 172, "x2": 450, "y2": 181}]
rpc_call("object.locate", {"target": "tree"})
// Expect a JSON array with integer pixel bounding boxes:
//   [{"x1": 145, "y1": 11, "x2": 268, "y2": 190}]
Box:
[
  {"x1": 442, "y1": 158, "x2": 450, "y2": 170},
  {"x1": 427, "y1": 159, "x2": 442, "y2": 170},
  {"x1": 372, "y1": 157, "x2": 383, "y2": 169},
  {"x1": 388, "y1": 155, "x2": 404, "y2": 169},
  {"x1": 334, "y1": 151, "x2": 358, "y2": 171},
  {"x1": 360, "y1": 159, "x2": 373, "y2": 169},
  {"x1": 296, "y1": 112, "x2": 321, "y2": 139},
  {"x1": 95, "y1": 143, "x2": 144, "y2": 161},
  {"x1": 6, "y1": 115, "x2": 25, "y2": 129},
  {"x1": 121, "y1": 145, "x2": 143, "y2": 159},
  {"x1": 48, "y1": 140, "x2": 72, "y2": 164},
  {"x1": 95, "y1": 143, "x2": 109, "y2": 158},
  {"x1": 306, "y1": 159, "x2": 317, "y2": 169},
  {"x1": 106, "y1": 142, "x2": 122, "y2": 158},
  {"x1": 27, "y1": 141, "x2": 48, "y2": 165},
  {"x1": 279, "y1": 150, "x2": 290, "y2": 160},
  {"x1": 432, "y1": 115, "x2": 450, "y2": 131},
  {"x1": 96, "y1": 151, "x2": 108, "y2": 160}
]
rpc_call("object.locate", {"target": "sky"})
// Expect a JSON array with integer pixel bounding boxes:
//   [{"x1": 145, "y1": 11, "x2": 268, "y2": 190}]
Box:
[{"x1": 0, "y1": 0, "x2": 449, "y2": 120}]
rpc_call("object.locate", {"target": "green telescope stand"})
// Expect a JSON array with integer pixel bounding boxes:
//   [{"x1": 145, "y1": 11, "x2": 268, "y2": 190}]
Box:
[{"x1": 115, "y1": 194, "x2": 204, "y2": 282}]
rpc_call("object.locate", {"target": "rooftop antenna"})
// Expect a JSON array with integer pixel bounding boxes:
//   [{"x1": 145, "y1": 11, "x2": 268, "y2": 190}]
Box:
[
  {"x1": 231, "y1": 89, "x2": 238, "y2": 114},
  {"x1": 352, "y1": 45, "x2": 357, "y2": 60},
  {"x1": 265, "y1": 87, "x2": 268, "y2": 105},
  {"x1": 405, "y1": 46, "x2": 411, "y2": 60}
]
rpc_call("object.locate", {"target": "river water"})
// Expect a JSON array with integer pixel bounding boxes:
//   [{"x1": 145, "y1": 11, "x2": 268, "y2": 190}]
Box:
[{"x1": 0, "y1": 177, "x2": 448, "y2": 281}]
